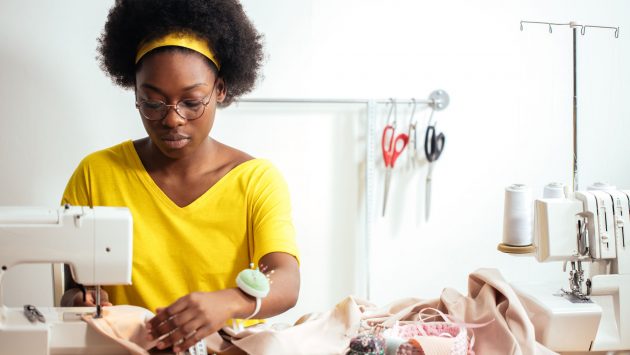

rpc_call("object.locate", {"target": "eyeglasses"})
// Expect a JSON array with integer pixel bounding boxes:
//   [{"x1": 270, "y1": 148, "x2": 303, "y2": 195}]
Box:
[
  {"x1": 135, "y1": 79, "x2": 219, "y2": 121},
  {"x1": 135, "y1": 95, "x2": 212, "y2": 121}
]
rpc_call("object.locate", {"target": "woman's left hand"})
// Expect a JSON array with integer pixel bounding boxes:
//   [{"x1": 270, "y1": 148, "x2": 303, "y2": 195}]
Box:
[
  {"x1": 146, "y1": 252, "x2": 300, "y2": 352},
  {"x1": 146, "y1": 290, "x2": 235, "y2": 352}
]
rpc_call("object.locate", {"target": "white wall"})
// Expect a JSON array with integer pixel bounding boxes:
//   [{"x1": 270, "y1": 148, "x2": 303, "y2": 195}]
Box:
[{"x1": 1, "y1": 0, "x2": 628, "y2": 324}]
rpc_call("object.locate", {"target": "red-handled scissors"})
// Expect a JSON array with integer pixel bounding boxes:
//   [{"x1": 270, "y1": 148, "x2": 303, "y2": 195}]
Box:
[{"x1": 381, "y1": 102, "x2": 409, "y2": 216}]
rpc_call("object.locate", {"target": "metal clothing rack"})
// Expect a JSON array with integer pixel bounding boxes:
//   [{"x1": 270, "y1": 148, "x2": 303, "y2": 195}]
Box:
[
  {"x1": 520, "y1": 20, "x2": 619, "y2": 192},
  {"x1": 235, "y1": 91, "x2": 449, "y2": 300},
  {"x1": 238, "y1": 97, "x2": 445, "y2": 106}
]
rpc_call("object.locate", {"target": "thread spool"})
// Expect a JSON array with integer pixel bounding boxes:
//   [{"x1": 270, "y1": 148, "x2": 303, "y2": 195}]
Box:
[
  {"x1": 502, "y1": 184, "x2": 533, "y2": 246},
  {"x1": 588, "y1": 182, "x2": 616, "y2": 191},
  {"x1": 543, "y1": 182, "x2": 566, "y2": 199}
]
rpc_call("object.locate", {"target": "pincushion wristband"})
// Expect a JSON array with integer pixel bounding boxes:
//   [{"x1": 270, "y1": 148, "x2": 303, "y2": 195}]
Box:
[{"x1": 235, "y1": 264, "x2": 270, "y2": 320}]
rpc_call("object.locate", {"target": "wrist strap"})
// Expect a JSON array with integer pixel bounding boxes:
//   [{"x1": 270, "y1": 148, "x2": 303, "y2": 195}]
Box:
[{"x1": 244, "y1": 296, "x2": 261, "y2": 320}]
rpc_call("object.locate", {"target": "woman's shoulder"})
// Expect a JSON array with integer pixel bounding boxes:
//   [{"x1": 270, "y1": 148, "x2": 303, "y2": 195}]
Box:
[
  {"x1": 223, "y1": 149, "x2": 277, "y2": 179},
  {"x1": 234, "y1": 158, "x2": 287, "y2": 193},
  {"x1": 216, "y1": 141, "x2": 270, "y2": 175},
  {"x1": 77, "y1": 140, "x2": 134, "y2": 169},
  {"x1": 219, "y1": 148, "x2": 283, "y2": 186}
]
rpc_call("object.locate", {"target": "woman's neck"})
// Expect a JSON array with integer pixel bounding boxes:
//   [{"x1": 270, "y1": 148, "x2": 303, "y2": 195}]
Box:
[{"x1": 138, "y1": 137, "x2": 218, "y2": 178}]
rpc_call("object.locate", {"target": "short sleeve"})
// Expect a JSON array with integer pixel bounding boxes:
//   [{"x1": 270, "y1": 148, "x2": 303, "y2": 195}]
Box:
[
  {"x1": 61, "y1": 158, "x2": 92, "y2": 207},
  {"x1": 250, "y1": 162, "x2": 299, "y2": 265}
]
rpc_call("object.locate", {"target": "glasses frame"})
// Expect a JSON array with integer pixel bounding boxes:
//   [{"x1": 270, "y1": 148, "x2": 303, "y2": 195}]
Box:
[
  {"x1": 135, "y1": 78, "x2": 219, "y2": 122},
  {"x1": 135, "y1": 95, "x2": 212, "y2": 122}
]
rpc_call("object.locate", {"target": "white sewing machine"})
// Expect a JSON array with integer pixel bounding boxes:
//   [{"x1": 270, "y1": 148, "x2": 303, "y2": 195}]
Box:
[
  {"x1": 0, "y1": 205, "x2": 133, "y2": 355},
  {"x1": 507, "y1": 186, "x2": 630, "y2": 353}
]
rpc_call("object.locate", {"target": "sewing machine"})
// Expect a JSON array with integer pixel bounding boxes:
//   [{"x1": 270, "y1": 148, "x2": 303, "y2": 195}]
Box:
[
  {"x1": 504, "y1": 187, "x2": 630, "y2": 352},
  {"x1": 0, "y1": 205, "x2": 133, "y2": 355}
]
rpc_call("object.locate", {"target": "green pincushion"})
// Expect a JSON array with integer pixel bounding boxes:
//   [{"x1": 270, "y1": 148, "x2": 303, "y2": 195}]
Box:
[{"x1": 236, "y1": 268, "x2": 270, "y2": 298}]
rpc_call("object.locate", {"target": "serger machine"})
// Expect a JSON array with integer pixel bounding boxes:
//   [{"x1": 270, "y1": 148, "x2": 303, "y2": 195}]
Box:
[
  {"x1": 505, "y1": 186, "x2": 630, "y2": 352},
  {"x1": 0, "y1": 205, "x2": 133, "y2": 355}
]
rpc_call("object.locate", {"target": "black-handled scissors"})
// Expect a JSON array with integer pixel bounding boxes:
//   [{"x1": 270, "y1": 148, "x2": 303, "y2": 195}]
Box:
[
  {"x1": 424, "y1": 125, "x2": 445, "y2": 220},
  {"x1": 424, "y1": 125, "x2": 445, "y2": 162}
]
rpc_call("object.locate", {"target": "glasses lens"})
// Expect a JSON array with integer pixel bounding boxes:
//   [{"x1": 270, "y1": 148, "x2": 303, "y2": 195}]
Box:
[
  {"x1": 139, "y1": 101, "x2": 167, "y2": 121},
  {"x1": 177, "y1": 99, "x2": 206, "y2": 120}
]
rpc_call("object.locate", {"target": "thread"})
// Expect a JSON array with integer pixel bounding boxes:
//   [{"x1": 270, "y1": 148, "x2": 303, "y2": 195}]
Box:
[
  {"x1": 543, "y1": 182, "x2": 566, "y2": 198},
  {"x1": 587, "y1": 182, "x2": 616, "y2": 191},
  {"x1": 502, "y1": 184, "x2": 533, "y2": 246}
]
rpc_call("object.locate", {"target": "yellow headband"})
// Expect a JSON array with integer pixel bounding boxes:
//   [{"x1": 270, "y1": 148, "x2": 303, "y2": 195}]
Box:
[{"x1": 135, "y1": 32, "x2": 221, "y2": 70}]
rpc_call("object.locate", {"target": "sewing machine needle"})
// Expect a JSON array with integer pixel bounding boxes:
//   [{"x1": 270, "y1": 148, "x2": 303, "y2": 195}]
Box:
[{"x1": 94, "y1": 285, "x2": 102, "y2": 318}]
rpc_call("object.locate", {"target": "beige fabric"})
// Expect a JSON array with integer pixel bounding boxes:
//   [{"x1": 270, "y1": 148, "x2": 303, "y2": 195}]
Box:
[
  {"x1": 438, "y1": 268, "x2": 550, "y2": 355},
  {"x1": 230, "y1": 296, "x2": 366, "y2": 354},
  {"x1": 82, "y1": 305, "x2": 158, "y2": 355},
  {"x1": 230, "y1": 268, "x2": 557, "y2": 355},
  {"x1": 440, "y1": 268, "x2": 556, "y2": 354},
  {"x1": 82, "y1": 269, "x2": 558, "y2": 355}
]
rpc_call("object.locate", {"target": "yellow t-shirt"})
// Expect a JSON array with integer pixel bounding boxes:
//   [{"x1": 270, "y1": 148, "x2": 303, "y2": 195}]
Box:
[{"x1": 62, "y1": 140, "x2": 299, "y2": 316}]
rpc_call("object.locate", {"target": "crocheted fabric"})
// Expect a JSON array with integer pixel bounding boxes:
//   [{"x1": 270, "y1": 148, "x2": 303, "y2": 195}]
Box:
[{"x1": 383, "y1": 322, "x2": 468, "y2": 355}]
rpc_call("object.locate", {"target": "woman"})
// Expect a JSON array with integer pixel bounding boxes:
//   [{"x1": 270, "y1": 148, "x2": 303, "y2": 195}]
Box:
[{"x1": 60, "y1": 0, "x2": 300, "y2": 352}]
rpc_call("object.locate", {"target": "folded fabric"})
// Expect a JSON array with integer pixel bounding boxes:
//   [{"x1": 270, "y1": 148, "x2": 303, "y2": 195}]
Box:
[
  {"x1": 81, "y1": 305, "x2": 158, "y2": 355},
  {"x1": 438, "y1": 268, "x2": 558, "y2": 355}
]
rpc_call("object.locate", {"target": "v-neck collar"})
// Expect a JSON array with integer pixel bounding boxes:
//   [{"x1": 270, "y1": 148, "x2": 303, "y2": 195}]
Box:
[{"x1": 123, "y1": 140, "x2": 257, "y2": 213}]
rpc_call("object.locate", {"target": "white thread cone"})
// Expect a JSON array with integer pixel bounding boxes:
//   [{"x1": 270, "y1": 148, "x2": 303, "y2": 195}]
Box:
[{"x1": 502, "y1": 184, "x2": 533, "y2": 246}]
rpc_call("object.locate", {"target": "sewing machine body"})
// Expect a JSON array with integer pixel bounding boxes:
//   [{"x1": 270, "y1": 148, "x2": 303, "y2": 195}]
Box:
[
  {"x1": 1, "y1": 306, "x2": 128, "y2": 354},
  {"x1": 516, "y1": 188, "x2": 630, "y2": 352},
  {"x1": 513, "y1": 283, "x2": 602, "y2": 351},
  {"x1": 0, "y1": 206, "x2": 133, "y2": 355}
]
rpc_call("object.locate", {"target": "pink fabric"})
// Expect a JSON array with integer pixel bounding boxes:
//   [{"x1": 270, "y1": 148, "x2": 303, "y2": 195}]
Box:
[
  {"x1": 409, "y1": 336, "x2": 458, "y2": 355},
  {"x1": 383, "y1": 322, "x2": 467, "y2": 355}
]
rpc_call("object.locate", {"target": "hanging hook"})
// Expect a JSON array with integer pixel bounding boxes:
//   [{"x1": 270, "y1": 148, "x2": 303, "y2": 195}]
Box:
[
  {"x1": 385, "y1": 98, "x2": 395, "y2": 126},
  {"x1": 427, "y1": 107, "x2": 436, "y2": 127},
  {"x1": 521, "y1": 20, "x2": 620, "y2": 39},
  {"x1": 408, "y1": 98, "x2": 418, "y2": 123},
  {"x1": 582, "y1": 25, "x2": 620, "y2": 38},
  {"x1": 407, "y1": 98, "x2": 418, "y2": 152}
]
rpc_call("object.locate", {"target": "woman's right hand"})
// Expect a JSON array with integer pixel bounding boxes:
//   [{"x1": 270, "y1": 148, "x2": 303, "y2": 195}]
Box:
[{"x1": 66, "y1": 288, "x2": 113, "y2": 307}]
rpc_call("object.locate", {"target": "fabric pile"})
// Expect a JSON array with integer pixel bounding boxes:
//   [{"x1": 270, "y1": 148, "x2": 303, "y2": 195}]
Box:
[{"x1": 83, "y1": 268, "x2": 558, "y2": 355}]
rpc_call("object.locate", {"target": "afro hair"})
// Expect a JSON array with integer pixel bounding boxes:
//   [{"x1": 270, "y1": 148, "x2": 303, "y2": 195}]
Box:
[{"x1": 97, "y1": 0, "x2": 264, "y2": 106}]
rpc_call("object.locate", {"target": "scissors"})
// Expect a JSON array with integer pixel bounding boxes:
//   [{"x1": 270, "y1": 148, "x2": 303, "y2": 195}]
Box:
[
  {"x1": 382, "y1": 101, "x2": 409, "y2": 216},
  {"x1": 424, "y1": 109, "x2": 445, "y2": 221}
]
